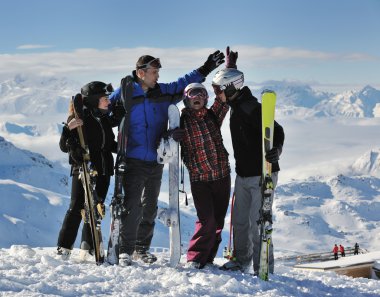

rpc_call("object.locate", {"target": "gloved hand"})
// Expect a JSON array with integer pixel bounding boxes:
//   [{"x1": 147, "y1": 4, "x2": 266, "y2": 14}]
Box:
[
  {"x1": 171, "y1": 128, "x2": 185, "y2": 142},
  {"x1": 198, "y1": 50, "x2": 225, "y2": 77},
  {"x1": 226, "y1": 46, "x2": 238, "y2": 69},
  {"x1": 66, "y1": 137, "x2": 86, "y2": 165},
  {"x1": 69, "y1": 145, "x2": 87, "y2": 165},
  {"x1": 161, "y1": 128, "x2": 185, "y2": 142},
  {"x1": 265, "y1": 146, "x2": 282, "y2": 163},
  {"x1": 97, "y1": 203, "x2": 105, "y2": 219},
  {"x1": 111, "y1": 103, "x2": 126, "y2": 122}
]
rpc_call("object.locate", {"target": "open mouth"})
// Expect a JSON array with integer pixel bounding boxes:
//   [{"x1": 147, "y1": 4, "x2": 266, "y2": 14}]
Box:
[{"x1": 193, "y1": 100, "x2": 201, "y2": 105}]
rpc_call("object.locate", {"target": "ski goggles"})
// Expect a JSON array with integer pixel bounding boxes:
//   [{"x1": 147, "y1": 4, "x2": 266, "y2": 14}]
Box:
[
  {"x1": 103, "y1": 83, "x2": 114, "y2": 96},
  {"x1": 185, "y1": 88, "x2": 208, "y2": 100},
  {"x1": 136, "y1": 58, "x2": 162, "y2": 70}
]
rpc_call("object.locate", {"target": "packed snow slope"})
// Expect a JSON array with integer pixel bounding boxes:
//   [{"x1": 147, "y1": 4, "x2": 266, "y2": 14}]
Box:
[{"x1": 1, "y1": 245, "x2": 379, "y2": 297}]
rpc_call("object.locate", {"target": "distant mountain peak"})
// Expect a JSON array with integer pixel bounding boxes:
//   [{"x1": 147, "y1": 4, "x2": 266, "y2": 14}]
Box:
[
  {"x1": 0, "y1": 136, "x2": 53, "y2": 168},
  {"x1": 351, "y1": 148, "x2": 380, "y2": 177},
  {"x1": 0, "y1": 75, "x2": 81, "y2": 115}
]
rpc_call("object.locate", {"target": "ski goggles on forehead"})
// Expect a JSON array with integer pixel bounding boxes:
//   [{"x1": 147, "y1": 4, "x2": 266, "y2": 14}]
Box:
[
  {"x1": 103, "y1": 83, "x2": 114, "y2": 96},
  {"x1": 137, "y1": 58, "x2": 162, "y2": 69},
  {"x1": 185, "y1": 88, "x2": 208, "y2": 99}
]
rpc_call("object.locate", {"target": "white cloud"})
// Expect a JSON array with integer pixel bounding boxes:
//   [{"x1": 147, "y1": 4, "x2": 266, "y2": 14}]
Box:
[
  {"x1": 16, "y1": 44, "x2": 54, "y2": 50},
  {"x1": 1, "y1": 45, "x2": 376, "y2": 74},
  {"x1": 0, "y1": 45, "x2": 378, "y2": 89}
]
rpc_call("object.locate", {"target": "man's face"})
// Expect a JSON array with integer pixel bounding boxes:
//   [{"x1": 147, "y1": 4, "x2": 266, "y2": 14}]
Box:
[{"x1": 139, "y1": 68, "x2": 160, "y2": 89}]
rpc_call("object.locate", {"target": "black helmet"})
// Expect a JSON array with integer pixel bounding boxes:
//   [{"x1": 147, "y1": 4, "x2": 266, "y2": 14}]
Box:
[{"x1": 81, "y1": 81, "x2": 113, "y2": 108}]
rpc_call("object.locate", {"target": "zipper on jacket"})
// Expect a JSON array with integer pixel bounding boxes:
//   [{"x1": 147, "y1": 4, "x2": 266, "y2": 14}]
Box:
[{"x1": 92, "y1": 113, "x2": 106, "y2": 175}]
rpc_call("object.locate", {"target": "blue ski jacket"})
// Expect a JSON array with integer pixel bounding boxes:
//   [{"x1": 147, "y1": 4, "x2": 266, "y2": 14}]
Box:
[{"x1": 109, "y1": 69, "x2": 205, "y2": 162}]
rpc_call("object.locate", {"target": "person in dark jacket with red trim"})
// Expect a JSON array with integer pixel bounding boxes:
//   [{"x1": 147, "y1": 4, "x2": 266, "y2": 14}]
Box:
[
  {"x1": 215, "y1": 47, "x2": 285, "y2": 274},
  {"x1": 181, "y1": 82, "x2": 231, "y2": 269},
  {"x1": 57, "y1": 81, "x2": 117, "y2": 260}
]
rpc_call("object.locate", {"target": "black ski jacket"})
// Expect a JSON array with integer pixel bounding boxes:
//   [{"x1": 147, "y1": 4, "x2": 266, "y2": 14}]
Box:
[
  {"x1": 59, "y1": 108, "x2": 117, "y2": 176},
  {"x1": 228, "y1": 86, "x2": 285, "y2": 177}
]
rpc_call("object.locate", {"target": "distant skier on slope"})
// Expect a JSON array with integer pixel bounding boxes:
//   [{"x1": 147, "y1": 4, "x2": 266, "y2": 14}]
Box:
[
  {"x1": 108, "y1": 52, "x2": 225, "y2": 266},
  {"x1": 216, "y1": 47, "x2": 285, "y2": 274},
  {"x1": 180, "y1": 82, "x2": 231, "y2": 269},
  {"x1": 339, "y1": 244, "x2": 345, "y2": 257},
  {"x1": 57, "y1": 81, "x2": 118, "y2": 260},
  {"x1": 354, "y1": 242, "x2": 360, "y2": 255},
  {"x1": 333, "y1": 244, "x2": 339, "y2": 260}
]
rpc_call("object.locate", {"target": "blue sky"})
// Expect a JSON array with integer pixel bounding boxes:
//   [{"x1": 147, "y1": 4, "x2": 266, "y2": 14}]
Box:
[{"x1": 0, "y1": 0, "x2": 379, "y2": 91}]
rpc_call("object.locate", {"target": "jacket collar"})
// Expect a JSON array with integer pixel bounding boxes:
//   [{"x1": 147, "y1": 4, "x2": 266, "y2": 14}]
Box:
[{"x1": 228, "y1": 86, "x2": 257, "y2": 107}]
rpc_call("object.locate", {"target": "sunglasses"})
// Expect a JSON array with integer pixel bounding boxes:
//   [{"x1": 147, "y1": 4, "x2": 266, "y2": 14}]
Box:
[
  {"x1": 185, "y1": 88, "x2": 208, "y2": 100},
  {"x1": 137, "y1": 58, "x2": 162, "y2": 69}
]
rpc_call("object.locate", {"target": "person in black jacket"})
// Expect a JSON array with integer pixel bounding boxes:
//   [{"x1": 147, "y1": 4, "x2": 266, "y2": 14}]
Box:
[
  {"x1": 214, "y1": 47, "x2": 285, "y2": 274},
  {"x1": 57, "y1": 81, "x2": 117, "y2": 260}
]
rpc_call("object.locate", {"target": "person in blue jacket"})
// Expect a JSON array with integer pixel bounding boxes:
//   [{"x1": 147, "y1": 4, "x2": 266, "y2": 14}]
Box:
[{"x1": 109, "y1": 52, "x2": 225, "y2": 266}]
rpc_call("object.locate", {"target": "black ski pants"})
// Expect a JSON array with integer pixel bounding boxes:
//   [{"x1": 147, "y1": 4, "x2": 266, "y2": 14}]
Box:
[
  {"x1": 57, "y1": 172, "x2": 110, "y2": 250},
  {"x1": 119, "y1": 158, "x2": 163, "y2": 255},
  {"x1": 187, "y1": 175, "x2": 231, "y2": 265}
]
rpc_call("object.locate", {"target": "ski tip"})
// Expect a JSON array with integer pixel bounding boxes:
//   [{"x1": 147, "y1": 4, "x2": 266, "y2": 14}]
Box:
[{"x1": 261, "y1": 89, "x2": 276, "y2": 96}]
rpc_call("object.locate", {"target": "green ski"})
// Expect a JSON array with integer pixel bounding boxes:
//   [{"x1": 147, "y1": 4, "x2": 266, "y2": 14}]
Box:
[{"x1": 258, "y1": 89, "x2": 276, "y2": 281}]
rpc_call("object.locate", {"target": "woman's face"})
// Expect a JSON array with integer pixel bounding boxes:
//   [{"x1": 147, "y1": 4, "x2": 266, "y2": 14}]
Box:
[
  {"x1": 98, "y1": 96, "x2": 110, "y2": 110},
  {"x1": 186, "y1": 88, "x2": 208, "y2": 110},
  {"x1": 188, "y1": 96, "x2": 206, "y2": 110}
]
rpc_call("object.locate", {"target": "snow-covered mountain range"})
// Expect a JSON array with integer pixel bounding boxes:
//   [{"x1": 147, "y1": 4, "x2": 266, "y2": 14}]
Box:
[
  {"x1": 0, "y1": 74, "x2": 80, "y2": 115},
  {"x1": 1, "y1": 74, "x2": 380, "y2": 296},
  {"x1": 1, "y1": 74, "x2": 380, "y2": 255},
  {"x1": 1, "y1": 75, "x2": 380, "y2": 118}
]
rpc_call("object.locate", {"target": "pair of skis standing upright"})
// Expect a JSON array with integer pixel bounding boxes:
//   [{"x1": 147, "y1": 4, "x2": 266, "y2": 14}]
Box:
[{"x1": 73, "y1": 76, "x2": 277, "y2": 280}]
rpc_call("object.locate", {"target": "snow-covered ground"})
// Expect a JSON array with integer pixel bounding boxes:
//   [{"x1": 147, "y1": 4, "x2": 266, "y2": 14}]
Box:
[{"x1": 1, "y1": 245, "x2": 379, "y2": 297}]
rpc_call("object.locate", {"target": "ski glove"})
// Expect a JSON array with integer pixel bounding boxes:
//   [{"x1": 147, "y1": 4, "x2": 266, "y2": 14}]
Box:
[
  {"x1": 160, "y1": 128, "x2": 185, "y2": 142},
  {"x1": 97, "y1": 203, "x2": 105, "y2": 219},
  {"x1": 66, "y1": 137, "x2": 86, "y2": 165},
  {"x1": 226, "y1": 46, "x2": 238, "y2": 69},
  {"x1": 171, "y1": 128, "x2": 185, "y2": 142},
  {"x1": 265, "y1": 146, "x2": 282, "y2": 163},
  {"x1": 198, "y1": 50, "x2": 225, "y2": 77},
  {"x1": 69, "y1": 146, "x2": 87, "y2": 165},
  {"x1": 111, "y1": 103, "x2": 126, "y2": 125}
]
